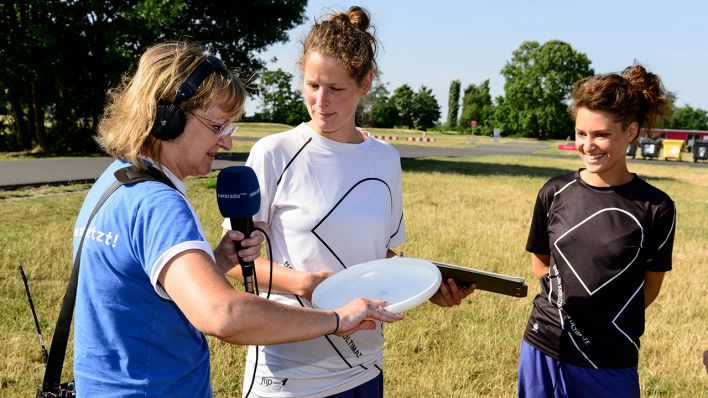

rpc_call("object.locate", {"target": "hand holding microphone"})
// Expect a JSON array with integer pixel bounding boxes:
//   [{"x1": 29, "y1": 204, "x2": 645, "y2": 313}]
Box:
[
  {"x1": 216, "y1": 166, "x2": 262, "y2": 294},
  {"x1": 216, "y1": 229, "x2": 264, "y2": 270}
]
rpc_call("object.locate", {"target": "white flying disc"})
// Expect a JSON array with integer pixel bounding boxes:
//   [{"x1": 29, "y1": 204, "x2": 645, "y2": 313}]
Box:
[{"x1": 312, "y1": 257, "x2": 442, "y2": 314}]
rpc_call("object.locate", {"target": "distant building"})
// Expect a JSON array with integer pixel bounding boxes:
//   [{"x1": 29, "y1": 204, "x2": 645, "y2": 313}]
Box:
[{"x1": 645, "y1": 128, "x2": 708, "y2": 150}]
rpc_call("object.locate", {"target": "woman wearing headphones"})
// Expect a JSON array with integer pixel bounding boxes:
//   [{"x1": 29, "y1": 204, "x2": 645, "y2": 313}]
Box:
[{"x1": 72, "y1": 41, "x2": 402, "y2": 397}]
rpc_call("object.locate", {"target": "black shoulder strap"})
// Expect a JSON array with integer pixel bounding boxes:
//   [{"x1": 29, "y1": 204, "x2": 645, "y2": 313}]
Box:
[
  {"x1": 114, "y1": 164, "x2": 177, "y2": 190},
  {"x1": 41, "y1": 165, "x2": 175, "y2": 394}
]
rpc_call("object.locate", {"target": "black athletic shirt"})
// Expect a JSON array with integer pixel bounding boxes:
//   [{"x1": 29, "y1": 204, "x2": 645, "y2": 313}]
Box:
[{"x1": 523, "y1": 170, "x2": 675, "y2": 368}]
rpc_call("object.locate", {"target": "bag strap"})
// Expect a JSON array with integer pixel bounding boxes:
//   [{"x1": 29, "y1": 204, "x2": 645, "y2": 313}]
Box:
[
  {"x1": 41, "y1": 165, "x2": 175, "y2": 393},
  {"x1": 114, "y1": 164, "x2": 177, "y2": 190}
]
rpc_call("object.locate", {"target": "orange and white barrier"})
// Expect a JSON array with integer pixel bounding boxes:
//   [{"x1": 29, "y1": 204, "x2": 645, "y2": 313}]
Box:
[
  {"x1": 407, "y1": 137, "x2": 436, "y2": 142},
  {"x1": 372, "y1": 135, "x2": 399, "y2": 141}
]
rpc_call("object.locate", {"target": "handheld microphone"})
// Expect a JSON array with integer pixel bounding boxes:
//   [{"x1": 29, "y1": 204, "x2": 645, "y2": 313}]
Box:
[{"x1": 216, "y1": 166, "x2": 261, "y2": 294}]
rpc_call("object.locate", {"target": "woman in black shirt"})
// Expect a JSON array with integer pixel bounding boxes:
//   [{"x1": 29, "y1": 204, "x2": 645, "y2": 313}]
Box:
[{"x1": 518, "y1": 65, "x2": 676, "y2": 398}]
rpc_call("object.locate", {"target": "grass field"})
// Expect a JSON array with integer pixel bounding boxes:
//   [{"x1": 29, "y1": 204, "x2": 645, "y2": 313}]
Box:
[{"x1": 1, "y1": 151, "x2": 706, "y2": 396}]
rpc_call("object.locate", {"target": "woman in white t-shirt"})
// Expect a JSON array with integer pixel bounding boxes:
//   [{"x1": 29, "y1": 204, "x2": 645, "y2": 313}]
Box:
[{"x1": 225, "y1": 6, "x2": 474, "y2": 398}]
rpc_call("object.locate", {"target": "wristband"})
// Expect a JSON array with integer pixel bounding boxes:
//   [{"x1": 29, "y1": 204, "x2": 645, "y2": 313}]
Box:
[{"x1": 330, "y1": 311, "x2": 340, "y2": 335}]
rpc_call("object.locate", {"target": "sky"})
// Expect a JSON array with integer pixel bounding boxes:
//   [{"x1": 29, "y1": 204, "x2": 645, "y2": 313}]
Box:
[{"x1": 244, "y1": 0, "x2": 708, "y2": 121}]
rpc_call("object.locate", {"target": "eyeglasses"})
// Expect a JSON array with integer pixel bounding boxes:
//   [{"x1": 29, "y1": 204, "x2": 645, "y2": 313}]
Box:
[{"x1": 185, "y1": 110, "x2": 237, "y2": 140}]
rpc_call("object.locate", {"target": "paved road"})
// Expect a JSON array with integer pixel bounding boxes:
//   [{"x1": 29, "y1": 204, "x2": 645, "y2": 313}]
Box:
[
  {"x1": 0, "y1": 140, "x2": 542, "y2": 188},
  {"x1": 1, "y1": 139, "x2": 702, "y2": 189},
  {"x1": 0, "y1": 157, "x2": 250, "y2": 188}
]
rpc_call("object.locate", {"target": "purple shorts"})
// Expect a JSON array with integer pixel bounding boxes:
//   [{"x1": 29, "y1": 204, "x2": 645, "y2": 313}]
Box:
[{"x1": 518, "y1": 340, "x2": 639, "y2": 398}]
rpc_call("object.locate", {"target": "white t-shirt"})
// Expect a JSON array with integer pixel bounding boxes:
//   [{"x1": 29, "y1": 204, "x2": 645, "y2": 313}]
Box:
[{"x1": 225, "y1": 123, "x2": 405, "y2": 397}]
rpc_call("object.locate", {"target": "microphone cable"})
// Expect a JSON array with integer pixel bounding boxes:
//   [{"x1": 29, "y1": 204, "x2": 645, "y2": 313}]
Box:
[
  {"x1": 244, "y1": 227, "x2": 273, "y2": 398},
  {"x1": 253, "y1": 227, "x2": 273, "y2": 300}
]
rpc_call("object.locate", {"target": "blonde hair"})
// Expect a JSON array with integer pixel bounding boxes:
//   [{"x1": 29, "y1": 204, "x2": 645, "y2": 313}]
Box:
[
  {"x1": 299, "y1": 6, "x2": 378, "y2": 83},
  {"x1": 97, "y1": 41, "x2": 247, "y2": 167}
]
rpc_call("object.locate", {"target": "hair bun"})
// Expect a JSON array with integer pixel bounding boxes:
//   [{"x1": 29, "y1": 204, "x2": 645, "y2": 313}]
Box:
[
  {"x1": 302, "y1": 6, "x2": 378, "y2": 83},
  {"x1": 345, "y1": 6, "x2": 370, "y2": 31},
  {"x1": 622, "y1": 64, "x2": 665, "y2": 106}
]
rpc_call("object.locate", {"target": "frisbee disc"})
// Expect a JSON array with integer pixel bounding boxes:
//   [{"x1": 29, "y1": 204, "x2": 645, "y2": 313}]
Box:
[{"x1": 312, "y1": 257, "x2": 442, "y2": 313}]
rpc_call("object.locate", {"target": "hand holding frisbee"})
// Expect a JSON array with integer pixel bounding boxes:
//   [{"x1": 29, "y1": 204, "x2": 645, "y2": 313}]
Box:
[
  {"x1": 332, "y1": 297, "x2": 404, "y2": 336},
  {"x1": 312, "y1": 257, "x2": 443, "y2": 314}
]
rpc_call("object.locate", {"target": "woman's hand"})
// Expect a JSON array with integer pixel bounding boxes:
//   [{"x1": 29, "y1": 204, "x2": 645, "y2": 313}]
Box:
[
  {"x1": 429, "y1": 278, "x2": 475, "y2": 307},
  {"x1": 334, "y1": 298, "x2": 404, "y2": 336},
  {"x1": 238, "y1": 221, "x2": 268, "y2": 261},
  {"x1": 214, "y1": 221, "x2": 267, "y2": 274}
]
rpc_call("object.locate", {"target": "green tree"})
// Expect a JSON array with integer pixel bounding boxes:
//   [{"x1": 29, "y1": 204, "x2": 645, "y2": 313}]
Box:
[
  {"x1": 391, "y1": 84, "x2": 416, "y2": 129},
  {"x1": 364, "y1": 81, "x2": 398, "y2": 128},
  {"x1": 256, "y1": 69, "x2": 308, "y2": 125},
  {"x1": 446, "y1": 80, "x2": 461, "y2": 129},
  {"x1": 0, "y1": 0, "x2": 307, "y2": 153},
  {"x1": 458, "y1": 80, "x2": 494, "y2": 134},
  {"x1": 389, "y1": 85, "x2": 440, "y2": 130},
  {"x1": 665, "y1": 105, "x2": 708, "y2": 130},
  {"x1": 412, "y1": 86, "x2": 441, "y2": 130},
  {"x1": 356, "y1": 73, "x2": 382, "y2": 126},
  {"x1": 495, "y1": 40, "x2": 594, "y2": 139}
]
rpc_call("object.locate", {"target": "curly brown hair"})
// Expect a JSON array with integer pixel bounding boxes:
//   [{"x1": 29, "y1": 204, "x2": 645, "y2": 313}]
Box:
[
  {"x1": 299, "y1": 6, "x2": 378, "y2": 83},
  {"x1": 569, "y1": 64, "x2": 671, "y2": 134}
]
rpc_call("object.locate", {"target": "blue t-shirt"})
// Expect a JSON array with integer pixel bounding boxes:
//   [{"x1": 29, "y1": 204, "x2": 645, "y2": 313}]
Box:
[{"x1": 72, "y1": 159, "x2": 215, "y2": 397}]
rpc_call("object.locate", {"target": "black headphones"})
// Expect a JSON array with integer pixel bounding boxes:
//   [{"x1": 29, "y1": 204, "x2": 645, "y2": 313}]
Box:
[{"x1": 150, "y1": 55, "x2": 226, "y2": 141}]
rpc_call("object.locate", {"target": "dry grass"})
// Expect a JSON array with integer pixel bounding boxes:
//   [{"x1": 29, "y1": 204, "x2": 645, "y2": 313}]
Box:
[{"x1": 1, "y1": 155, "x2": 706, "y2": 396}]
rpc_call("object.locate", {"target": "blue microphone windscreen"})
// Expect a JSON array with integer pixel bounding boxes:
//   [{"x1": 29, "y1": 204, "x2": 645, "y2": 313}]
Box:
[{"x1": 216, "y1": 166, "x2": 261, "y2": 218}]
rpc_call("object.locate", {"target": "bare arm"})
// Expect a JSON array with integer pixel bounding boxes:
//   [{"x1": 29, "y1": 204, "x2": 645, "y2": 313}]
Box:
[
  {"x1": 242, "y1": 248, "x2": 401, "y2": 299},
  {"x1": 233, "y1": 257, "x2": 332, "y2": 301},
  {"x1": 644, "y1": 271, "x2": 665, "y2": 308},
  {"x1": 160, "y1": 250, "x2": 402, "y2": 345},
  {"x1": 531, "y1": 253, "x2": 550, "y2": 279},
  {"x1": 222, "y1": 228, "x2": 331, "y2": 301},
  {"x1": 226, "y1": 233, "x2": 400, "y2": 300}
]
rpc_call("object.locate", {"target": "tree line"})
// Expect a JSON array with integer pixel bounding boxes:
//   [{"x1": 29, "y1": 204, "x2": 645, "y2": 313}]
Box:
[
  {"x1": 252, "y1": 40, "x2": 708, "y2": 139},
  {"x1": 445, "y1": 40, "x2": 708, "y2": 138},
  {"x1": 248, "y1": 69, "x2": 442, "y2": 131},
  {"x1": 3, "y1": 2, "x2": 707, "y2": 154}
]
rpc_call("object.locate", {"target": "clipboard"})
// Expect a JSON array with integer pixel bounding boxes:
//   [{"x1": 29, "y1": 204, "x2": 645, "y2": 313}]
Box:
[{"x1": 432, "y1": 261, "x2": 528, "y2": 298}]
